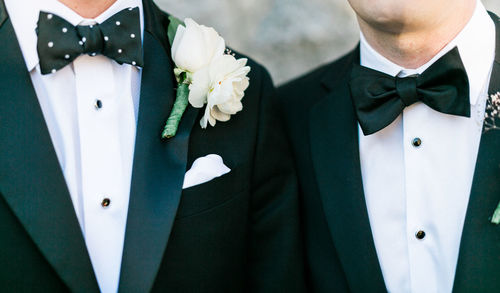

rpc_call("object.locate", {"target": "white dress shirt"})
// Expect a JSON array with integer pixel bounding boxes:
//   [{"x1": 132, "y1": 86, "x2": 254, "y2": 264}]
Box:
[
  {"x1": 5, "y1": 0, "x2": 143, "y2": 292},
  {"x1": 359, "y1": 1, "x2": 495, "y2": 292}
]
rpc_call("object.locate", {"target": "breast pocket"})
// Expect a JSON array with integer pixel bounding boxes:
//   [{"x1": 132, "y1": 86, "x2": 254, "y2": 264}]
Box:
[{"x1": 176, "y1": 164, "x2": 250, "y2": 219}]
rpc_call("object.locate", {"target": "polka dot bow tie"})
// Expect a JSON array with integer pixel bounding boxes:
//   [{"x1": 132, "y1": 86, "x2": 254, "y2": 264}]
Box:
[{"x1": 36, "y1": 7, "x2": 143, "y2": 75}]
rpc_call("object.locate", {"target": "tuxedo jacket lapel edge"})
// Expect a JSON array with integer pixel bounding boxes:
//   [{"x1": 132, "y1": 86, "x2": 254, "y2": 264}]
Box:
[
  {"x1": 308, "y1": 48, "x2": 387, "y2": 293},
  {"x1": 118, "y1": 1, "x2": 200, "y2": 291},
  {"x1": 0, "y1": 8, "x2": 99, "y2": 293},
  {"x1": 452, "y1": 12, "x2": 500, "y2": 293}
]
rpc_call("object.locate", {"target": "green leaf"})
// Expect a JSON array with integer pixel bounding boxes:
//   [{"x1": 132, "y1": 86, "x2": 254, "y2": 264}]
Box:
[
  {"x1": 491, "y1": 202, "x2": 500, "y2": 225},
  {"x1": 167, "y1": 16, "x2": 184, "y2": 47}
]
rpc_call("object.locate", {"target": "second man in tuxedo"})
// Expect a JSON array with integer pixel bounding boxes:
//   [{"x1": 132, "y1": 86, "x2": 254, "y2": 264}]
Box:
[{"x1": 279, "y1": 0, "x2": 500, "y2": 292}]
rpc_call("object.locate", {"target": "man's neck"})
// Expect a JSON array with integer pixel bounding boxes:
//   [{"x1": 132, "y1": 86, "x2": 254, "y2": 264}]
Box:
[
  {"x1": 358, "y1": 1, "x2": 476, "y2": 69},
  {"x1": 57, "y1": 0, "x2": 117, "y2": 18}
]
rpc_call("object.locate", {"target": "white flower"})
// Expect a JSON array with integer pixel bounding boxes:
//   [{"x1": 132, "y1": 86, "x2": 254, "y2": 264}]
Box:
[
  {"x1": 171, "y1": 18, "x2": 225, "y2": 75},
  {"x1": 188, "y1": 55, "x2": 251, "y2": 128},
  {"x1": 166, "y1": 17, "x2": 251, "y2": 133}
]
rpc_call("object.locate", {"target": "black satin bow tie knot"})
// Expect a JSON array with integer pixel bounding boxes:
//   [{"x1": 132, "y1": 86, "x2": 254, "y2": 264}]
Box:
[
  {"x1": 349, "y1": 47, "x2": 471, "y2": 135},
  {"x1": 36, "y1": 7, "x2": 143, "y2": 75}
]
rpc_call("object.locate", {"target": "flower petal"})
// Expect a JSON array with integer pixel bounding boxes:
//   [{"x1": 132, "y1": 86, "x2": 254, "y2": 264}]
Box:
[
  {"x1": 199, "y1": 105, "x2": 211, "y2": 129},
  {"x1": 200, "y1": 25, "x2": 225, "y2": 61},
  {"x1": 171, "y1": 24, "x2": 185, "y2": 64},
  {"x1": 211, "y1": 106, "x2": 232, "y2": 121},
  {"x1": 188, "y1": 67, "x2": 211, "y2": 108}
]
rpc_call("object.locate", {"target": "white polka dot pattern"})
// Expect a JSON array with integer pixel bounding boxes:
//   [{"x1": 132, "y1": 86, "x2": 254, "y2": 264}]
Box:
[{"x1": 36, "y1": 7, "x2": 143, "y2": 75}]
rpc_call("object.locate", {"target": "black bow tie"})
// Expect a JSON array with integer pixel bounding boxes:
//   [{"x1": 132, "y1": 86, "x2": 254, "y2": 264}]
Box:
[
  {"x1": 36, "y1": 7, "x2": 143, "y2": 75},
  {"x1": 349, "y1": 47, "x2": 470, "y2": 135}
]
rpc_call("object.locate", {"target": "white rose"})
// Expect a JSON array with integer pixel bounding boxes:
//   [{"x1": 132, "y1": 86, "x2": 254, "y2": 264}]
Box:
[
  {"x1": 171, "y1": 18, "x2": 226, "y2": 74},
  {"x1": 188, "y1": 55, "x2": 251, "y2": 128}
]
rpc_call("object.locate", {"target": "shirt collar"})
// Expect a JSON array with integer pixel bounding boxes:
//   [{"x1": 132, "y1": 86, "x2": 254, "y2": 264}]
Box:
[
  {"x1": 359, "y1": 0, "x2": 496, "y2": 105},
  {"x1": 4, "y1": 0, "x2": 144, "y2": 72}
]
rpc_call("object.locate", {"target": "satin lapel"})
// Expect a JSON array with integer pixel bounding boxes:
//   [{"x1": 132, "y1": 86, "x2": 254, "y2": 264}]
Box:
[
  {"x1": 0, "y1": 16, "x2": 99, "y2": 293},
  {"x1": 118, "y1": 1, "x2": 199, "y2": 292},
  {"x1": 309, "y1": 50, "x2": 386, "y2": 293},
  {"x1": 453, "y1": 13, "x2": 500, "y2": 293}
]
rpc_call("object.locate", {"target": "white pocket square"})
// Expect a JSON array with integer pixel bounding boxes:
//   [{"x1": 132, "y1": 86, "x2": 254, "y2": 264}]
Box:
[{"x1": 182, "y1": 154, "x2": 231, "y2": 189}]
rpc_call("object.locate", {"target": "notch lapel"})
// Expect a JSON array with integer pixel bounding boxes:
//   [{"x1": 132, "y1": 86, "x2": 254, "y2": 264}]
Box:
[
  {"x1": 118, "y1": 1, "x2": 200, "y2": 291},
  {"x1": 309, "y1": 50, "x2": 386, "y2": 293},
  {"x1": 0, "y1": 14, "x2": 99, "y2": 293},
  {"x1": 453, "y1": 13, "x2": 500, "y2": 293}
]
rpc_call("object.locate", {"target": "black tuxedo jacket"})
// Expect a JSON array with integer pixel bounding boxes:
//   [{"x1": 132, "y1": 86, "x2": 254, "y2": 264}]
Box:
[
  {"x1": 278, "y1": 12, "x2": 500, "y2": 293},
  {"x1": 0, "y1": 0, "x2": 305, "y2": 292}
]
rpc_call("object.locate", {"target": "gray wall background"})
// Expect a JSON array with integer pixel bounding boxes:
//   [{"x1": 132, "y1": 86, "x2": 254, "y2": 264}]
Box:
[{"x1": 154, "y1": 0, "x2": 500, "y2": 85}]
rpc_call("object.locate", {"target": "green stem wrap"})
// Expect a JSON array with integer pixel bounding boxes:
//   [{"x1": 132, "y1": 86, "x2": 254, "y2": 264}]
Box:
[
  {"x1": 162, "y1": 73, "x2": 190, "y2": 139},
  {"x1": 161, "y1": 16, "x2": 188, "y2": 139}
]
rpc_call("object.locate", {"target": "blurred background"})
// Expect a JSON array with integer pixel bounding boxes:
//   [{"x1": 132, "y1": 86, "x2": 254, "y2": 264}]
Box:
[{"x1": 154, "y1": 0, "x2": 500, "y2": 85}]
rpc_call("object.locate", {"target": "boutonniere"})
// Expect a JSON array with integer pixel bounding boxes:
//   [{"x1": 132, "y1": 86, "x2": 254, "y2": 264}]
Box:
[
  {"x1": 484, "y1": 92, "x2": 500, "y2": 133},
  {"x1": 162, "y1": 17, "x2": 251, "y2": 138}
]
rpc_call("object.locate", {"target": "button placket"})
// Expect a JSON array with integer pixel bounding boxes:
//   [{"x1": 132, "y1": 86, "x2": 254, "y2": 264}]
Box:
[
  {"x1": 74, "y1": 55, "x2": 129, "y2": 292},
  {"x1": 403, "y1": 106, "x2": 424, "y2": 291}
]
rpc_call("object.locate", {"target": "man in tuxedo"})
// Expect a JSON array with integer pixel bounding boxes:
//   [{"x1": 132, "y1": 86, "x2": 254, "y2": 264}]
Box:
[
  {"x1": 0, "y1": 0, "x2": 304, "y2": 292},
  {"x1": 278, "y1": 0, "x2": 499, "y2": 292}
]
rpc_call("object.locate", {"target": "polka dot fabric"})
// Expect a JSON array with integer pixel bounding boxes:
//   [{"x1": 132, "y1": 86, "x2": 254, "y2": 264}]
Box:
[{"x1": 36, "y1": 7, "x2": 143, "y2": 75}]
